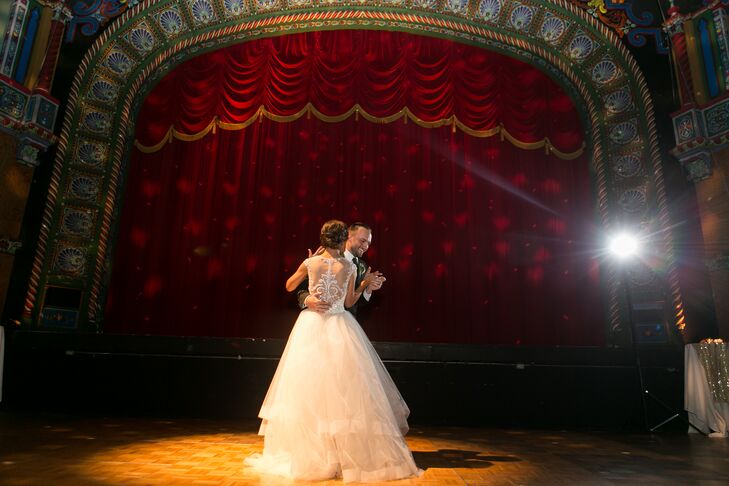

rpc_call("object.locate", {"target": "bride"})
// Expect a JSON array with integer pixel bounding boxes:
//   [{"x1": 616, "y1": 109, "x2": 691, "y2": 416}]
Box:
[{"x1": 245, "y1": 220, "x2": 421, "y2": 482}]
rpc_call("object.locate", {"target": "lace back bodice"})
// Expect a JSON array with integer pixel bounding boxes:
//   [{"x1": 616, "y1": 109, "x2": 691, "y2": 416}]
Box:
[{"x1": 305, "y1": 256, "x2": 355, "y2": 314}]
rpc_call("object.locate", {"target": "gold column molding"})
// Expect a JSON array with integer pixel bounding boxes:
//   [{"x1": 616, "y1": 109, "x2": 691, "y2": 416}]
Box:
[
  {"x1": 683, "y1": 20, "x2": 709, "y2": 106},
  {"x1": 35, "y1": 1, "x2": 71, "y2": 92}
]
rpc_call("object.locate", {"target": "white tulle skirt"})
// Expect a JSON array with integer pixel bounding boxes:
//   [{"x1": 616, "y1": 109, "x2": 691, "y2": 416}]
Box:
[{"x1": 245, "y1": 309, "x2": 421, "y2": 483}]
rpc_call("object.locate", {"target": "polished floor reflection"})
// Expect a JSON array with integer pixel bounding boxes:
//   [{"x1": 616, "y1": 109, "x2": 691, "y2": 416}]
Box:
[{"x1": 1, "y1": 412, "x2": 728, "y2": 485}]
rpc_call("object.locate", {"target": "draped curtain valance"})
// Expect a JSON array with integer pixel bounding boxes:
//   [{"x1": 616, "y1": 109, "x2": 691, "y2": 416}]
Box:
[{"x1": 135, "y1": 30, "x2": 585, "y2": 159}]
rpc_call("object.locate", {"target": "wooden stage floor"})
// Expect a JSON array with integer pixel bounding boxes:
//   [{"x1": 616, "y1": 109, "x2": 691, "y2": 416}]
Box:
[{"x1": 0, "y1": 412, "x2": 727, "y2": 485}]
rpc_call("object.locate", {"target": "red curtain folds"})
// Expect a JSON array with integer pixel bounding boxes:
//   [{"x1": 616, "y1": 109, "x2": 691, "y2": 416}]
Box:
[
  {"x1": 106, "y1": 30, "x2": 604, "y2": 346},
  {"x1": 135, "y1": 30, "x2": 583, "y2": 156}
]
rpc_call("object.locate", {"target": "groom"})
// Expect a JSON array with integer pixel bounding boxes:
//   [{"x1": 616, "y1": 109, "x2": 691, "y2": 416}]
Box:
[{"x1": 298, "y1": 222, "x2": 385, "y2": 315}]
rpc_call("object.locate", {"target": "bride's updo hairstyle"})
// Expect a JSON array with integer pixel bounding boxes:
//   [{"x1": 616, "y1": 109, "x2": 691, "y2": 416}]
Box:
[{"x1": 320, "y1": 220, "x2": 348, "y2": 249}]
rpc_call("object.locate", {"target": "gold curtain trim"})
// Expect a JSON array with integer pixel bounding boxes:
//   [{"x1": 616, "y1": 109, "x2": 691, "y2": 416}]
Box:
[{"x1": 135, "y1": 103, "x2": 585, "y2": 160}]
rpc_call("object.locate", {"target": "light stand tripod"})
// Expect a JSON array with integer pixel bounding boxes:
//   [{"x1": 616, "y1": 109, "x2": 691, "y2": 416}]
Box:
[{"x1": 619, "y1": 267, "x2": 706, "y2": 435}]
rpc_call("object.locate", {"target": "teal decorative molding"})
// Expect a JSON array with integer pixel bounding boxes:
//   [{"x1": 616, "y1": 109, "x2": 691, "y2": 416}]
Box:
[
  {"x1": 567, "y1": 1, "x2": 669, "y2": 54},
  {"x1": 671, "y1": 97, "x2": 729, "y2": 182},
  {"x1": 705, "y1": 98, "x2": 729, "y2": 138},
  {"x1": 0, "y1": 76, "x2": 59, "y2": 165},
  {"x1": 674, "y1": 110, "x2": 698, "y2": 144},
  {"x1": 666, "y1": 1, "x2": 729, "y2": 184},
  {"x1": 66, "y1": 0, "x2": 136, "y2": 43},
  {"x1": 0, "y1": 79, "x2": 27, "y2": 119},
  {"x1": 23, "y1": 0, "x2": 686, "y2": 341}
]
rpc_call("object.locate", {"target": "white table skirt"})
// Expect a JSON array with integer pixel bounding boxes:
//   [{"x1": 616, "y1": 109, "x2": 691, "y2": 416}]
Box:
[{"x1": 685, "y1": 343, "x2": 729, "y2": 437}]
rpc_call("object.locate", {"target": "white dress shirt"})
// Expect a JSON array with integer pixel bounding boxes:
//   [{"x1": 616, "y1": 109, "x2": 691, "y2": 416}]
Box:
[{"x1": 344, "y1": 249, "x2": 372, "y2": 302}]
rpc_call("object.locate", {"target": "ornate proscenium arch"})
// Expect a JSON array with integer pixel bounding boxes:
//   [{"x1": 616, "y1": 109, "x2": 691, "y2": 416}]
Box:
[{"x1": 26, "y1": 0, "x2": 685, "y2": 343}]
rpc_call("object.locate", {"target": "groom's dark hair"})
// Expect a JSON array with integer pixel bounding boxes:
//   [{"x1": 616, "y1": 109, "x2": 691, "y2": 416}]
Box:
[{"x1": 348, "y1": 222, "x2": 371, "y2": 233}]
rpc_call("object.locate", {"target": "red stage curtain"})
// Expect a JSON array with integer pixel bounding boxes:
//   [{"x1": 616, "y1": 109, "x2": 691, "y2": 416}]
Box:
[
  {"x1": 105, "y1": 30, "x2": 603, "y2": 346},
  {"x1": 135, "y1": 30, "x2": 583, "y2": 157}
]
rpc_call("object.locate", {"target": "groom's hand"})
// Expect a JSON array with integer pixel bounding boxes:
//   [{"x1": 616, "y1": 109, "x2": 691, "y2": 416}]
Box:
[
  {"x1": 368, "y1": 275, "x2": 386, "y2": 291},
  {"x1": 304, "y1": 295, "x2": 330, "y2": 313},
  {"x1": 363, "y1": 268, "x2": 386, "y2": 292},
  {"x1": 367, "y1": 272, "x2": 387, "y2": 292}
]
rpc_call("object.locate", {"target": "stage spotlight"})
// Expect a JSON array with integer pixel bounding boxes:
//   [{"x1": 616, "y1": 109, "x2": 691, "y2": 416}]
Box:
[{"x1": 608, "y1": 233, "x2": 640, "y2": 260}]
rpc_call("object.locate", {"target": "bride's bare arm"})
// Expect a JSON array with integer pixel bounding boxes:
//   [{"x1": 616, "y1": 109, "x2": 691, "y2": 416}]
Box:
[
  {"x1": 285, "y1": 262, "x2": 308, "y2": 292},
  {"x1": 345, "y1": 267, "x2": 372, "y2": 308}
]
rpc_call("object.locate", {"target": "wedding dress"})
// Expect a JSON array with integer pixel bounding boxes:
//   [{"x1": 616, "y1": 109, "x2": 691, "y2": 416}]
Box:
[{"x1": 245, "y1": 255, "x2": 421, "y2": 482}]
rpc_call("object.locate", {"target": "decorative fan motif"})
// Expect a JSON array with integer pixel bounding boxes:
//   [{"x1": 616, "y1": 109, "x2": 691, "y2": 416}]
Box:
[
  {"x1": 91, "y1": 79, "x2": 118, "y2": 102},
  {"x1": 540, "y1": 15, "x2": 565, "y2": 43},
  {"x1": 445, "y1": 0, "x2": 469, "y2": 14},
  {"x1": 255, "y1": 0, "x2": 278, "y2": 11},
  {"x1": 129, "y1": 26, "x2": 155, "y2": 52},
  {"x1": 510, "y1": 5, "x2": 534, "y2": 31},
  {"x1": 104, "y1": 50, "x2": 133, "y2": 75},
  {"x1": 591, "y1": 60, "x2": 618, "y2": 85},
  {"x1": 158, "y1": 9, "x2": 184, "y2": 35},
  {"x1": 62, "y1": 210, "x2": 94, "y2": 236},
  {"x1": 190, "y1": 0, "x2": 215, "y2": 23},
  {"x1": 568, "y1": 34, "x2": 594, "y2": 60},
  {"x1": 604, "y1": 88, "x2": 632, "y2": 114},
  {"x1": 478, "y1": 0, "x2": 502, "y2": 21},
  {"x1": 83, "y1": 111, "x2": 110, "y2": 134},
  {"x1": 612, "y1": 153, "x2": 642, "y2": 178},
  {"x1": 54, "y1": 247, "x2": 86, "y2": 274},
  {"x1": 71, "y1": 176, "x2": 101, "y2": 201},
  {"x1": 618, "y1": 188, "x2": 647, "y2": 213},
  {"x1": 223, "y1": 0, "x2": 247, "y2": 15},
  {"x1": 610, "y1": 121, "x2": 638, "y2": 145},
  {"x1": 77, "y1": 142, "x2": 106, "y2": 167}
]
